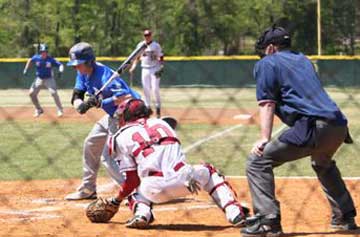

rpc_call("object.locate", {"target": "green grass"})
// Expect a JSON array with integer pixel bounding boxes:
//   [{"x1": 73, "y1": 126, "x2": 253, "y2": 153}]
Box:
[
  {"x1": 0, "y1": 87, "x2": 359, "y2": 180},
  {"x1": 0, "y1": 121, "x2": 359, "y2": 181},
  {"x1": 0, "y1": 121, "x2": 90, "y2": 180}
]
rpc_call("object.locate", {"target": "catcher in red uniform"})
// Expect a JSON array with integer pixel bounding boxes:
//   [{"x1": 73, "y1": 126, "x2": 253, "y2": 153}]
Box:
[{"x1": 86, "y1": 99, "x2": 249, "y2": 228}]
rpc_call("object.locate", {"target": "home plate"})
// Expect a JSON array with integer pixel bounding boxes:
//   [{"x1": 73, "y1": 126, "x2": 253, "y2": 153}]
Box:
[{"x1": 233, "y1": 114, "x2": 252, "y2": 120}]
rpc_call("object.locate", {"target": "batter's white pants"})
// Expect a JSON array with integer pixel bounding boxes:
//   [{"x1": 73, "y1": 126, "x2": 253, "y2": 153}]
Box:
[{"x1": 78, "y1": 115, "x2": 124, "y2": 192}]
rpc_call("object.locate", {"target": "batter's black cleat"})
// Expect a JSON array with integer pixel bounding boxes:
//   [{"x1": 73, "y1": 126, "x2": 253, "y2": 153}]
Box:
[
  {"x1": 331, "y1": 217, "x2": 358, "y2": 230},
  {"x1": 241, "y1": 215, "x2": 283, "y2": 237}
]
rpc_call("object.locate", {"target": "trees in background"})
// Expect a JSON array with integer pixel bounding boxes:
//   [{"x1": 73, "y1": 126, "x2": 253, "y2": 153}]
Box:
[{"x1": 0, "y1": 0, "x2": 358, "y2": 57}]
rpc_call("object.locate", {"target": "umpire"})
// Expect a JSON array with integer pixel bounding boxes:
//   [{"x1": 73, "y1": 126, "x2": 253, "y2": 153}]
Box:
[{"x1": 241, "y1": 26, "x2": 357, "y2": 237}]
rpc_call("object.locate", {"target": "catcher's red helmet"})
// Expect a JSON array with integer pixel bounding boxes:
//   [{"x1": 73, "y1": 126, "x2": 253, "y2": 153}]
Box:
[{"x1": 116, "y1": 99, "x2": 151, "y2": 126}]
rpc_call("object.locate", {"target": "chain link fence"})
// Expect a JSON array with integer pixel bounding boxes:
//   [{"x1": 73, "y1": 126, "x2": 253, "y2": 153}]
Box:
[{"x1": 0, "y1": 57, "x2": 359, "y2": 237}]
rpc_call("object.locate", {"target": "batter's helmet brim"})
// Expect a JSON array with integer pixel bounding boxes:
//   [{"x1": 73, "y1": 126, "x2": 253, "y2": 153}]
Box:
[{"x1": 67, "y1": 59, "x2": 87, "y2": 66}]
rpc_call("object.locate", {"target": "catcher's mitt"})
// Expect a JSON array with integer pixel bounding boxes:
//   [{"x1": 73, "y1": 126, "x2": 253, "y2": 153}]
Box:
[
  {"x1": 86, "y1": 197, "x2": 120, "y2": 223},
  {"x1": 154, "y1": 65, "x2": 164, "y2": 78}
]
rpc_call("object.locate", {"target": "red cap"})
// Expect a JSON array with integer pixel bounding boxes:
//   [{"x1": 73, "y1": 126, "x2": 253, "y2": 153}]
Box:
[{"x1": 143, "y1": 29, "x2": 152, "y2": 36}]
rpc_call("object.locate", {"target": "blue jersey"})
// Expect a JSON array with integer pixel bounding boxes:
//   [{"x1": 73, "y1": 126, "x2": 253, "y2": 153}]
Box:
[
  {"x1": 254, "y1": 50, "x2": 347, "y2": 126},
  {"x1": 74, "y1": 62, "x2": 140, "y2": 116},
  {"x1": 30, "y1": 54, "x2": 62, "y2": 79}
]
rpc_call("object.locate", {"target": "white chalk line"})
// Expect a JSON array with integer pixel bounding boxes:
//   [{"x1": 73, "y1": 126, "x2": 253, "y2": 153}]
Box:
[
  {"x1": 1, "y1": 202, "x2": 218, "y2": 223},
  {"x1": 0, "y1": 207, "x2": 62, "y2": 223},
  {"x1": 183, "y1": 124, "x2": 245, "y2": 153},
  {"x1": 226, "y1": 175, "x2": 360, "y2": 180},
  {"x1": 71, "y1": 202, "x2": 218, "y2": 212}
]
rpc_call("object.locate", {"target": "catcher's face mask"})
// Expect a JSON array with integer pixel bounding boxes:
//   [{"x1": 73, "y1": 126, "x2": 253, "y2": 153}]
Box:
[
  {"x1": 115, "y1": 99, "x2": 151, "y2": 128},
  {"x1": 114, "y1": 99, "x2": 131, "y2": 128}
]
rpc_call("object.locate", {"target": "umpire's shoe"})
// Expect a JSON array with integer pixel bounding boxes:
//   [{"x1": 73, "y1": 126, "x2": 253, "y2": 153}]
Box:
[
  {"x1": 64, "y1": 188, "x2": 97, "y2": 201},
  {"x1": 125, "y1": 214, "x2": 154, "y2": 229},
  {"x1": 241, "y1": 214, "x2": 283, "y2": 237},
  {"x1": 331, "y1": 217, "x2": 358, "y2": 230}
]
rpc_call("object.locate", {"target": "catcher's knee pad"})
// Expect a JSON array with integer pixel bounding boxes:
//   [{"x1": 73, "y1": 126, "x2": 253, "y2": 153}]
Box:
[
  {"x1": 192, "y1": 164, "x2": 211, "y2": 187},
  {"x1": 201, "y1": 163, "x2": 245, "y2": 222}
]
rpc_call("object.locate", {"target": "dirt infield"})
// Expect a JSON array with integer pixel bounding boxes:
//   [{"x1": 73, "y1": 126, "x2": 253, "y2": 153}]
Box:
[
  {"x1": 1, "y1": 107, "x2": 359, "y2": 236},
  {"x1": 0, "y1": 106, "x2": 261, "y2": 125},
  {"x1": 1, "y1": 177, "x2": 360, "y2": 237}
]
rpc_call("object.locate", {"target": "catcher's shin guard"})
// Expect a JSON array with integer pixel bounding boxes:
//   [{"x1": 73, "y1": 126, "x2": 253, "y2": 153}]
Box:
[
  {"x1": 201, "y1": 163, "x2": 248, "y2": 225},
  {"x1": 126, "y1": 193, "x2": 154, "y2": 228}
]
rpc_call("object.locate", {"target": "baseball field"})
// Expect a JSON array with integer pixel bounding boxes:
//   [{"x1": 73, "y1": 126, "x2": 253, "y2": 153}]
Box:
[{"x1": 0, "y1": 87, "x2": 359, "y2": 237}]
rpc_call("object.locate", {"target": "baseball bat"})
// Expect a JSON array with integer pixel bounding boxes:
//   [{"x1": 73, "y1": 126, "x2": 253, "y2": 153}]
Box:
[{"x1": 95, "y1": 41, "x2": 147, "y2": 97}]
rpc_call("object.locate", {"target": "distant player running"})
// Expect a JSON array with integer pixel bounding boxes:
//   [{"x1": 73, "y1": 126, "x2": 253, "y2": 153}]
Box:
[
  {"x1": 23, "y1": 43, "x2": 64, "y2": 117},
  {"x1": 86, "y1": 98, "x2": 249, "y2": 228},
  {"x1": 129, "y1": 29, "x2": 164, "y2": 118}
]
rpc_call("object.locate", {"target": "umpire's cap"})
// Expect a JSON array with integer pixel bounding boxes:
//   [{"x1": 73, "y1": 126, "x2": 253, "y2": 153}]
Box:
[
  {"x1": 39, "y1": 43, "x2": 48, "y2": 52},
  {"x1": 255, "y1": 25, "x2": 291, "y2": 51},
  {"x1": 67, "y1": 42, "x2": 95, "y2": 66}
]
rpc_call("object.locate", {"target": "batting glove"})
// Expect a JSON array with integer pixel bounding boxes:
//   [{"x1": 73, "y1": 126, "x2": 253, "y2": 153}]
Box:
[
  {"x1": 77, "y1": 102, "x2": 92, "y2": 114},
  {"x1": 86, "y1": 95, "x2": 102, "y2": 108}
]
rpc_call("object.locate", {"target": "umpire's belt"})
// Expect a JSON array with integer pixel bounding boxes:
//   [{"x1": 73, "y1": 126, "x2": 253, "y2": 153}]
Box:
[{"x1": 148, "y1": 162, "x2": 185, "y2": 177}]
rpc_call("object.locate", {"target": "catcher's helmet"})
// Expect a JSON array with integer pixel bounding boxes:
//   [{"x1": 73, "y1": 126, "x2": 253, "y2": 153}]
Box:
[
  {"x1": 116, "y1": 99, "x2": 152, "y2": 126},
  {"x1": 67, "y1": 42, "x2": 95, "y2": 66},
  {"x1": 255, "y1": 25, "x2": 291, "y2": 57},
  {"x1": 39, "y1": 43, "x2": 48, "y2": 52}
]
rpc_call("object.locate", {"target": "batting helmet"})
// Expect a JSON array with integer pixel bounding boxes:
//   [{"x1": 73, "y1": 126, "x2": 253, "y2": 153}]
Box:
[
  {"x1": 67, "y1": 42, "x2": 95, "y2": 66},
  {"x1": 39, "y1": 43, "x2": 48, "y2": 52},
  {"x1": 115, "y1": 99, "x2": 152, "y2": 127},
  {"x1": 255, "y1": 25, "x2": 291, "y2": 57}
]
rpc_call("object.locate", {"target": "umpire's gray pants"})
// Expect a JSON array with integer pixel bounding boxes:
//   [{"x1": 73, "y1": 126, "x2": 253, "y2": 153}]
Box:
[
  {"x1": 246, "y1": 120, "x2": 356, "y2": 220},
  {"x1": 79, "y1": 114, "x2": 123, "y2": 192}
]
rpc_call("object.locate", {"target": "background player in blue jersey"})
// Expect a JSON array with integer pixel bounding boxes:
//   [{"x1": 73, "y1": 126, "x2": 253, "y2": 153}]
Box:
[
  {"x1": 64, "y1": 42, "x2": 140, "y2": 200},
  {"x1": 241, "y1": 26, "x2": 357, "y2": 237},
  {"x1": 23, "y1": 43, "x2": 64, "y2": 117}
]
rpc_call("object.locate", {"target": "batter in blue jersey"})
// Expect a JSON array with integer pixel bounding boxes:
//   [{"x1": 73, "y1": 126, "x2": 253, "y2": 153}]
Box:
[
  {"x1": 23, "y1": 43, "x2": 64, "y2": 117},
  {"x1": 65, "y1": 42, "x2": 140, "y2": 201},
  {"x1": 241, "y1": 26, "x2": 357, "y2": 237}
]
